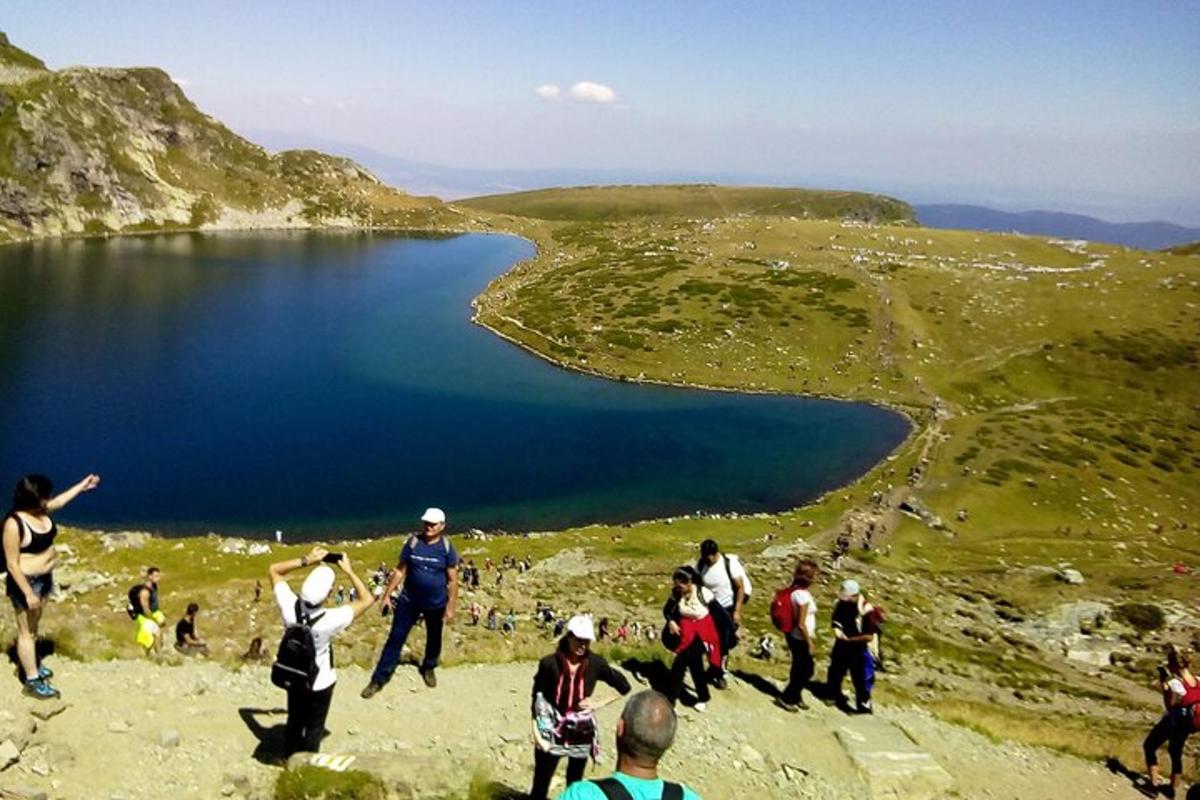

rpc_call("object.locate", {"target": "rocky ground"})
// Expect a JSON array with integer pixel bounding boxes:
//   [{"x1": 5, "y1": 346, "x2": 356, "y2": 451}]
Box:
[{"x1": 0, "y1": 656, "x2": 1161, "y2": 800}]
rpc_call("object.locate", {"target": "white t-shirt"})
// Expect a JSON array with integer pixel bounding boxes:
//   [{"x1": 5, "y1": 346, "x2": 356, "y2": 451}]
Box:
[
  {"x1": 274, "y1": 582, "x2": 354, "y2": 692},
  {"x1": 789, "y1": 588, "x2": 817, "y2": 639},
  {"x1": 698, "y1": 555, "x2": 749, "y2": 609},
  {"x1": 1167, "y1": 677, "x2": 1186, "y2": 698}
]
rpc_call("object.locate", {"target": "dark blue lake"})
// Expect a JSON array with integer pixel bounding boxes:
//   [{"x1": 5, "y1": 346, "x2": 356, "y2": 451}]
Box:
[{"x1": 0, "y1": 232, "x2": 909, "y2": 537}]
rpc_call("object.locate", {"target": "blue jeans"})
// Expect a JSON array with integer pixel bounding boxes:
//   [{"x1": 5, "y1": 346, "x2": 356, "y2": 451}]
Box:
[{"x1": 370, "y1": 598, "x2": 445, "y2": 684}]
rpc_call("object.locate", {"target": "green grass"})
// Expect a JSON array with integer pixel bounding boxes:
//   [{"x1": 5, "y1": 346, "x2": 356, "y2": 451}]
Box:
[
  {"x1": 459, "y1": 184, "x2": 914, "y2": 224},
  {"x1": 275, "y1": 766, "x2": 386, "y2": 800}
]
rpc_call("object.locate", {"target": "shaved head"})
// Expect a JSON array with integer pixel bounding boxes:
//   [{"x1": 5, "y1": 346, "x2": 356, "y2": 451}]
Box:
[{"x1": 618, "y1": 690, "x2": 677, "y2": 762}]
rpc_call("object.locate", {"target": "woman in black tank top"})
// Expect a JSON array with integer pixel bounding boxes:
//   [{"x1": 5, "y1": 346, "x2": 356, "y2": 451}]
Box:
[{"x1": 3, "y1": 473, "x2": 100, "y2": 700}]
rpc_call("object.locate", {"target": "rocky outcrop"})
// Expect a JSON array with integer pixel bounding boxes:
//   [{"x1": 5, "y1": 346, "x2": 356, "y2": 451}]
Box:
[{"x1": 0, "y1": 33, "x2": 458, "y2": 243}]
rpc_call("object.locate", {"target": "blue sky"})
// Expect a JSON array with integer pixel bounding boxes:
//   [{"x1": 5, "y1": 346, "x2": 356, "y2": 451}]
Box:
[{"x1": 3, "y1": 1, "x2": 1198, "y2": 222}]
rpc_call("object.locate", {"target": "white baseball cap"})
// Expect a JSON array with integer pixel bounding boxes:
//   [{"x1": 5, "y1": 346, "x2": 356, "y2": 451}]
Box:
[
  {"x1": 566, "y1": 614, "x2": 595, "y2": 641},
  {"x1": 300, "y1": 564, "x2": 336, "y2": 606},
  {"x1": 839, "y1": 579, "x2": 861, "y2": 600},
  {"x1": 421, "y1": 507, "x2": 446, "y2": 525}
]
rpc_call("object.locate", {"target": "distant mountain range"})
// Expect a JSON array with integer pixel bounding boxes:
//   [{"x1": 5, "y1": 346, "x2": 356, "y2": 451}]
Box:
[
  {"x1": 914, "y1": 204, "x2": 1200, "y2": 250},
  {"x1": 247, "y1": 131, "x2": 1200, "y2": 252}
]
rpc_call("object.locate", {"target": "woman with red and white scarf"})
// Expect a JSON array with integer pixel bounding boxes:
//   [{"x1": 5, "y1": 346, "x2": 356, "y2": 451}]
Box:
[
  {"x1": 662, "y1": 566, "x2": 722, "y2": 711},
  {"x1": 529, "y1": 614, "x2": 631, "y2": 800}
]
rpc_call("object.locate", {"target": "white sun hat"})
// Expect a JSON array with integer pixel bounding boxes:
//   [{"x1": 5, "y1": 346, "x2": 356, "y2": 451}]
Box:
[
  {"x1": 839, "y1": 579, "x2": 861, "y2": 600},
  {"x1": 421, "y1": 507, "x2": 446, "y2": 525},
  {"x1": 566, "y1": 614, "x2": 596, "y2": 641},
  {"x1": 300, "y1": 564, "x2": 336, "y2": 606}
]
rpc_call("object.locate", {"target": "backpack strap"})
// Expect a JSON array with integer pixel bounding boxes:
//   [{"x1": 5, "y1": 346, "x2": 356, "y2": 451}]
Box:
[
  {"x1": 663, "y1": 783, "x2": 684, "y2": 800},
  {"x1": 723, "y1": 554, "x2": 735, "y2": 589},
  {"x1": 592, "y1": 778, "x2": 635, "y2": 800}
]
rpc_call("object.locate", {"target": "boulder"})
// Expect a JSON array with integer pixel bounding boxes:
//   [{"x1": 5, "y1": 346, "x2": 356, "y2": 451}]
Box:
[
  {"x1": 835, "y1": 718, "x2": 954, "y2": 800},
  {"x1": 99, "y1": 531, "x2": 152, "y2": 551},
  {"x1": 157, "y1": 729, "x2": 181, "y2": 748},
  {"x1": 1059, "y1": 569, "x2": 1085, "y2": 585}
]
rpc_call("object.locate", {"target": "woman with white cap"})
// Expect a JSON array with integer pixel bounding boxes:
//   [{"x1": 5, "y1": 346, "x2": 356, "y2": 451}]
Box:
[
  {"x1": 529, "y1": 614, "x2": 632, "y2": 799},
  {"x1": 825, "y1": 578, "x2": 877, "y2": 714},
  {"x1": 268, "y1": 545, "x2": 376, "y2": 755}
]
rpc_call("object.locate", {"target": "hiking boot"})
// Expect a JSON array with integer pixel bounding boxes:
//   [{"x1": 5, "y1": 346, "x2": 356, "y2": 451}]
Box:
[
  {"x1": 856, "y1": 701, "x2": 873, "y2": 715},
  {"x1": 360, "y1": 682, "x2": 384, "y2": 699},
  {"x1": 37, "y1": 664, "x2": 53, "y2": 680},
  {"x1": 711, "y1": 675, "x2": 727, "y2": 690},
  {"x1": 24, "y1": 678, "x2": 60, "y2": 700},
  {"x1": 775, "y1": 697, "x2": 807, "y2": 713},
  {"x1": 421, "y1": 668, "x2": 437, "y2": 688}
]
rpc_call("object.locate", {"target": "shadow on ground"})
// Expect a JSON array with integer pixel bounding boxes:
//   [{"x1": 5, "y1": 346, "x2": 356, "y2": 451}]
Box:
[{"x1": 6, "y1": 638, "x2": 56, "y2": 683}]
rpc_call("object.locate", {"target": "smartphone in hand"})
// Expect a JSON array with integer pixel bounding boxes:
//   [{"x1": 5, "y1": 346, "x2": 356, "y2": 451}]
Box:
[{"x1": 322, "y1": 552, "x2": 345, "y2": 564}]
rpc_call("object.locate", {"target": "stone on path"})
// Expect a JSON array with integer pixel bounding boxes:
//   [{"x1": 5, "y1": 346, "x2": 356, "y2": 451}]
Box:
[
  {"x1": 0, "y1": 738, "x2": 21, "y2": 770},
  {"x1": 157, "y1": 729, "x2": 181, "y2": 748},
  {"x1": 835, "y1": 717, "x2": 954, "y2": 800},
  {"x1": 1059, "y1": 568, "x2": 1085, "y2": 585}
]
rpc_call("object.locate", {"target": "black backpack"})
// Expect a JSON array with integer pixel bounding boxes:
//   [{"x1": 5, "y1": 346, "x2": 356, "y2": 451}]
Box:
[
  {"x1": 271, "y1": 599, "x2": 326, "y2": 692},
  {"x1": 126, "y1": 584, "x2": 145, "y2": 619},
  {"x1": 593, "y1": 777, "x2": 683, "y2": 800}
]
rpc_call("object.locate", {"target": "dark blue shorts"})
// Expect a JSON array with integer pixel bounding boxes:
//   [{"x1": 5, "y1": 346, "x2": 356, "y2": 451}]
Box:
[{"x1": 6, "y1": 571, "x2": 54, "y2": 610}]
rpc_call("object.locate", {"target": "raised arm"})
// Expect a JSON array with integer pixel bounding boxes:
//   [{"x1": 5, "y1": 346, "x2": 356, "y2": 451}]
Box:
[
  {"x1": 268, "y1": 546, "x2": 328, "y2": 586},
  {"x1": 336, "y1": 556, "x2": 377, "y2": 620},
  {"x1": 46, "y1": 474, "x2": 100, "y2": 512}
]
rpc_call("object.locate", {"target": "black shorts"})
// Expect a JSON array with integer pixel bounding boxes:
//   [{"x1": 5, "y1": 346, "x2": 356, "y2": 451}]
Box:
[{"x1": 6, "y1": 571, "x2": 54, "y2": 610}]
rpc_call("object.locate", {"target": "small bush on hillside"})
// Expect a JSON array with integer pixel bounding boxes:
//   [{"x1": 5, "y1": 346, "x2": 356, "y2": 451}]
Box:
[
  {"x1": 1114, "y1": 602, "x2": 1166, "y2": 633},
  {"x1": 274, "y1": 766, "x2": 386, "y2": 800}
]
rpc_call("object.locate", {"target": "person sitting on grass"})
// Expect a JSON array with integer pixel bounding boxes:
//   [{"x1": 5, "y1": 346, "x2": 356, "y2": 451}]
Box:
[
  {"x1": 174, "y1": 602, "x2": 209, "y2": 656},
  {"x1": 555, "y1": 690, "x2": 701, "y2": 800}
]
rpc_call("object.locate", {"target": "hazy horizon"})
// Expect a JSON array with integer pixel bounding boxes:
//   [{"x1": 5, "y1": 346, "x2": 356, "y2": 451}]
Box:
[{"x1": 4, "y1": 1, "x2": 1198, "y2": 224}]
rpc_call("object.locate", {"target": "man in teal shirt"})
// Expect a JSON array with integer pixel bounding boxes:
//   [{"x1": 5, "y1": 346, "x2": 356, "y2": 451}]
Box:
[{"x1": 556, "y1": 690, "x2": 701, "y2": 800}]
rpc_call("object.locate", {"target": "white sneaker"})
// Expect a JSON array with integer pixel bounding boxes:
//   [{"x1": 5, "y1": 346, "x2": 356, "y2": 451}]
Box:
[{"x1": 693, "y1": 702, "x2": 707, "y2": 713}]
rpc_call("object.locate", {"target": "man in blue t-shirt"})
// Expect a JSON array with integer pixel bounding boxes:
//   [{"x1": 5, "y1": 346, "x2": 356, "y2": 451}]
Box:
[
  {"x1": 556, "y1": 690, "x2": 701, "y2": 800},
  {"x1": 362, "y1": 508, "x2": 459, "y2": 696}
]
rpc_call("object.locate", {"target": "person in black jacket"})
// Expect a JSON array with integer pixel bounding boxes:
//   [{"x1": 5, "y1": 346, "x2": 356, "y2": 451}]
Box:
[{"x1": 529, "y1": 614, "x2": 631, "y2": 800}]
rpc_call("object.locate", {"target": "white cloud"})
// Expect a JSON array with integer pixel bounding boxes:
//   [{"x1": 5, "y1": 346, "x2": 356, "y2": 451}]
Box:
[
  {"x1": 534, "y1": 84, "x2": 560, "y2": 100},
  {"x1": 300, "y1": 96, "x2": 315, "y2": 106},
  {"x1": 569, "y1": 81, "x2": 616, "y2": 103}
]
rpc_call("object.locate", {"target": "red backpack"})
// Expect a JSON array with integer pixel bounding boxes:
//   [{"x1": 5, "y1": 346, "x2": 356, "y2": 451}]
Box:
[{"x1": 770, "y1": 586, "x2": 796, "y2": 634}]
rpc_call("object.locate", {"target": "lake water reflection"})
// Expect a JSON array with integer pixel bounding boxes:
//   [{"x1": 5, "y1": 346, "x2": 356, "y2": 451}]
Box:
[{"x1": 0, "y1": 232, "x2": 909, "y2": 536}]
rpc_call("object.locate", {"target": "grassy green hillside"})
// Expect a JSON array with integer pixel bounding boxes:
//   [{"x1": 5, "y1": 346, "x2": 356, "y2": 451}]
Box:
[
  {"x1": 459, "y1": 183, "x2": 913, "y2": 224},
  {"x1": 476, "y1": 212, "x2": 1200, "y2": 586},
  {"x1": 1163, "y1": 240, "x2": 1200, "y2": 256},
  {"x1": 0, "y1": 33, "x2": 463, "y2": 242}
]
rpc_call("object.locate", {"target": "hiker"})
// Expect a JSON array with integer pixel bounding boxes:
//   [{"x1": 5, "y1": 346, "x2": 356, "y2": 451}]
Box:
[
  {"x1": 488, "y1": 607, "x2": 499, "y2": 630},
  {"x1": 825, "y1": 579, "x2": 877, "y2": 714},
  {"x1": 470, "y1": 601, "x2": 482, "y2": 626},
  {"x1": 174, "y1": 602, "x2": 209, "y2": 656},
  {"x1": 242, "y1": 636, "x2": 268, "y2": 662},
  {"x1": 254, "y1": 580, "x2": 263, "y2": 603},
  {"x1": 3, "y1": 473, "x2": 99, "y2": 699},
  {"x1": 774, "y1": 558, "x2": 818, "y2": 711},
  {"x1": 530, "y1": 615, "x2": 632, "y2": 800},
  {"x1": 362, "y1": 508, "x2": 459, "y2": 697},
  {"x1": 555, "y1": 690, "x2": 701, "y2": 800},
  {"x1": 695, "y1": 539, "x2": 751, "y2": 687},
  {"x1": 130, "y1": 566, "x2": 166, "y2": 655},
  {"x1": 662, "y1": 567, "x2": 720, "y2": 711},
  {"x1": 268, "y1": 547, "x2": 375, "y2": 755},
  {"x1": 1142, "y1": 647, "x2": 1199, "y2": 798}
]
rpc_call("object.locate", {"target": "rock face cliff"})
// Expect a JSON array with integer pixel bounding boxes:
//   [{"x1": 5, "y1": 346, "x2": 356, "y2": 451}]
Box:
[{"x1": 0, "y1": 33, "x2": 457, "y2": 243}]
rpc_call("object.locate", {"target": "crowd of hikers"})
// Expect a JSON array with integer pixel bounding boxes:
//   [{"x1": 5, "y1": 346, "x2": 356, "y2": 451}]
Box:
[{"x1": 4, "y1": 473, "x2": 1199, "y2": 798}]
